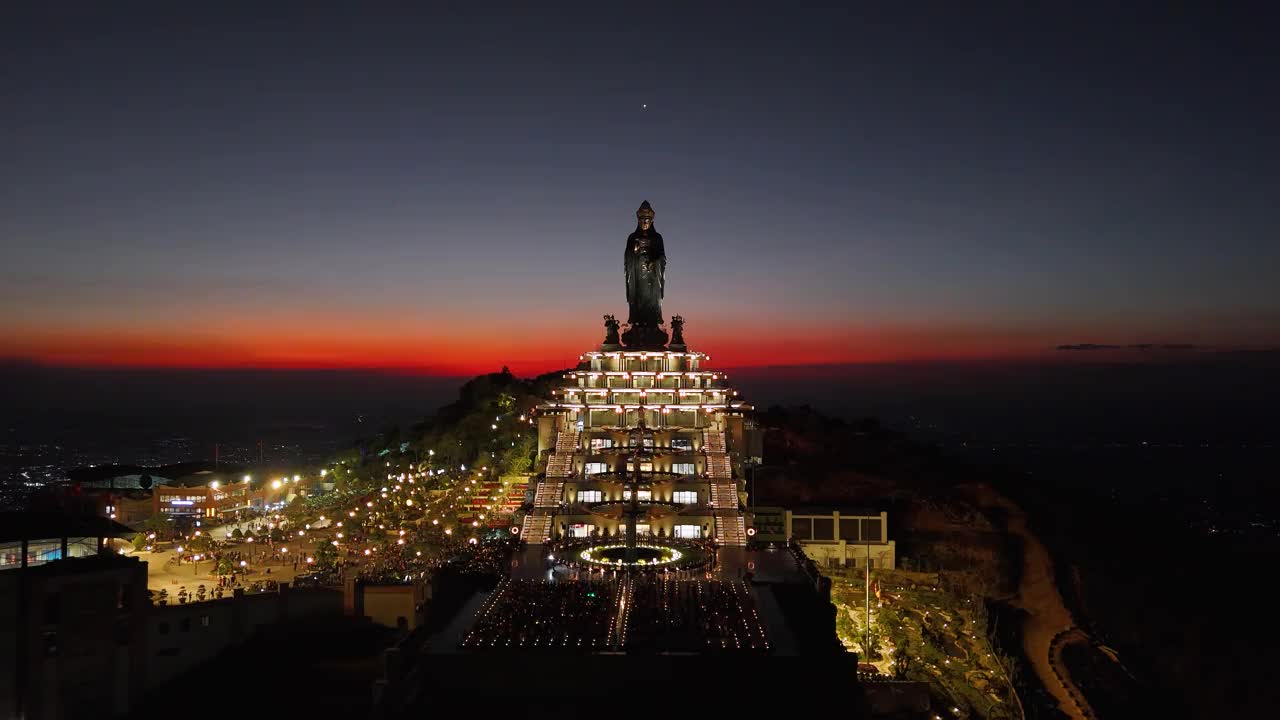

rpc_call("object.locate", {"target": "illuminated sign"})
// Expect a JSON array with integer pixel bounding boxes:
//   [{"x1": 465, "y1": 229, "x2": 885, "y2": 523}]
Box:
[{"x1": 169, "y1": 500, "x2": 195, "y2": 506}]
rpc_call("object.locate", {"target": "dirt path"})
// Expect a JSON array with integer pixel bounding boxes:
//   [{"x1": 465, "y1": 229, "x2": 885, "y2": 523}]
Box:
[{"x1": 963, "y1": 483, "x2": 1094, "y2": 719}]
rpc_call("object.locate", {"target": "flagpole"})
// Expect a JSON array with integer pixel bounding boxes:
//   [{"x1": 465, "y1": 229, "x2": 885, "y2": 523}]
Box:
[{"x1": 865, "y1": 542, "x2": 871, "y2": 662}]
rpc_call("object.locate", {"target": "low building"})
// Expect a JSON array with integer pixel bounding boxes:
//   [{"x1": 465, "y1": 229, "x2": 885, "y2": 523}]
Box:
[
  {"x1": 0, "y1": 542, "x2": 343, "y2": 720},
  {"x1": 152, "y1": 473, "x2": 290, "y2": 522},
  {"x1": 749, "y1": 505, "x2": 788, "y2": 542},
  {"x1": 782, "y1": 508, "x2": 896, "y2": 570},
  {"x1": 0, "y1": 542, "x2": 149, "y2": 719},
  {"x1": 0, "y1": 512, "x2": 135, "y2": 570},
  {"x1": 343, "y1": 576, "x2": 431, "y2": 632}
]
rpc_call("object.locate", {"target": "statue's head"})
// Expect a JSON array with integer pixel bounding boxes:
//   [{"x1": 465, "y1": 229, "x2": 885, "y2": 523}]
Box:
[{"x1": 636, "y1": 200, "x2": 654, "y2": 231}]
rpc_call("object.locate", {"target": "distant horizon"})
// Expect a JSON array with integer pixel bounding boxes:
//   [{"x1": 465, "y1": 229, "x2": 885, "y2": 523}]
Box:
[
  {"x1": 6, "y1": 351, "x2": 1277, "y2": 445},
  {"x1": 5, "y1": 342, "x2": 1273, "y2": 379}
]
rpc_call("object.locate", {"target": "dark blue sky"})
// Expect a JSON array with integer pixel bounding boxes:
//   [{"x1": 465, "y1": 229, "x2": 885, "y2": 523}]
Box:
[{"x1": 3, "y1": 2, "x2": 1276, "y2": 373}]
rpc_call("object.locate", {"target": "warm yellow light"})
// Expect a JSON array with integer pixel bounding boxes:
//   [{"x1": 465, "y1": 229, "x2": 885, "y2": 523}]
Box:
[
  {"x1": 271, "y1": 480, "x2": 282, "y2": 489},
  {"x1": 210, "y1": 480, "x2": 220, "y2": 489}
]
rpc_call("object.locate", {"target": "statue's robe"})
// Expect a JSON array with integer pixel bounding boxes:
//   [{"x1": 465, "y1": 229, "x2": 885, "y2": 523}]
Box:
[{"x1": 624, "y1": 228, "x2": 666, "y2": 326}]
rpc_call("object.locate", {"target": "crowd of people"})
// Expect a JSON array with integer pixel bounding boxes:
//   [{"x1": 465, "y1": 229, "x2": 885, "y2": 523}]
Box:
[
  {"x1": 459, "y1": 573, "x2": 771, "y2": 653},
  {"x1": 624, "y1": 577, "x2": 769, "y2": 651},
  {"x1": 462, "y1": 579, "x2": 618, "y2": 649},
  {"x1": 351, "y1": 536, "x2": 517, "y2": 584}
]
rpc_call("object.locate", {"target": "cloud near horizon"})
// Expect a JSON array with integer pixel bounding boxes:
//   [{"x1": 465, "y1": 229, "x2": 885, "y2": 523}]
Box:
[{"x1": 1056, "y1": 343, "x2": 1210, "y2": 351}]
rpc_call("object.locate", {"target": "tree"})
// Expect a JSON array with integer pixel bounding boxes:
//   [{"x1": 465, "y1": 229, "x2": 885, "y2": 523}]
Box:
[
  {"x1": 893, "y1": 639, "x2": 911, "y2": 679},
  {"x1": 216, "y1": 557, "x2": 234, "y2": 576},
  {"x1": 497, "y1": 392, "x2": 516, "y2": 414},
  {"x1": 314, "y1": 539, "x2": 338, "y2": 570},
  {"x1": 498, "y1": 434, "x2": 536, "y2": 476},
  {"x1": 188, "y1": 534, "x2": 214, "y2": 554},
  {"x1": 142, "y1": 515, "x2": 168, "y2": 538}
]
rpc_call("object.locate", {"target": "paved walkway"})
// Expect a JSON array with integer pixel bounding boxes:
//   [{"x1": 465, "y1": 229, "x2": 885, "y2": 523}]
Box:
[
  {"x1": 137, "y1": 547, "x2": 310, "y2": 594},
  {"x1": 964, "y1": 483, "x2": 1094, "y2": 719},
  {"x1": 750, "y1": 585, "x2": 798, "y2": 655},
  {"x1": 424, "y1": 591, "x2": 490, "y2": 654}
]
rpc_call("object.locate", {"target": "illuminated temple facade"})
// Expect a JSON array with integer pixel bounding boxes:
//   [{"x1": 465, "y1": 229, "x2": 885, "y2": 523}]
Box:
[
  {"x1": 521, "y1": 202, "x2": 763, "y2": 547},
  {"x1": 525, "y1": 345, "x2": 762, "y2": 546}
]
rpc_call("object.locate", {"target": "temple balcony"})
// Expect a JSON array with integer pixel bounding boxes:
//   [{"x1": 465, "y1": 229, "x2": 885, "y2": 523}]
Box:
[
  {"x1": 577, "y1": 469, "x2": 700, "y2": 484},
  {"x1": 582, "y1": 445, "x2": 701, "y2": 459}
]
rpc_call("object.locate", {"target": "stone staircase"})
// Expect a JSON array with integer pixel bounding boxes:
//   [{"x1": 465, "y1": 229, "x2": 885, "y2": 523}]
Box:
[
  {"x1": 715, "y1": 514, "x2": 747, "y2": 546},
  {"x1": 704, "y1": 430, "x2": 746, "y2": 545},
  {"x1": 710, "y1": 481, "x2": 739, "y2": 510},
  {"x1": 533, "y1": 480, "x2": 564, "y2": 508},
  {"x1": 546, "y1": 454, "x2": 574, "y2": 478},
  {"x1": 522, "y1": 512, "x2": 554, "y2": 544},
  {"x1": 702, "y1": 430, "x2": 726, "y2": 453},
  {"x1": 705, "y1": 455, "x2": 731, "y2": 479},
  {"x1": 523, "y1": 429, "x2": 579, "y2": 545},
  {"x1": 555, "y1": 430, "x2": 581, "y2": 454}
]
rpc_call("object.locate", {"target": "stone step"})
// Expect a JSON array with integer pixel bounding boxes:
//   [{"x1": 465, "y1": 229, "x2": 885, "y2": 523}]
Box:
[
  {"x1": 715, "y1": 515, "x2": 747, "y2": 546},
  {"x1": 554, "y1": 430, "x2": 581, "y2": 454},
  {"x1": 522, "y1": 513, "x2": 554, "y2": 544},
  {"x1": 533, "y1": 480, "x2": 564, "y2": 508},
  {"x1": 702, "y1": 430, "x2": 726, "y2": 453},
  {"x1": 710, "y1": 482, "x2": 739, "y2": 510},
  {"x1": 546, "y1": 454, "x2": 574, "y2": 478},
  {"x1": 706, "y1": 455, "x2": 731, "y2": 479}
]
